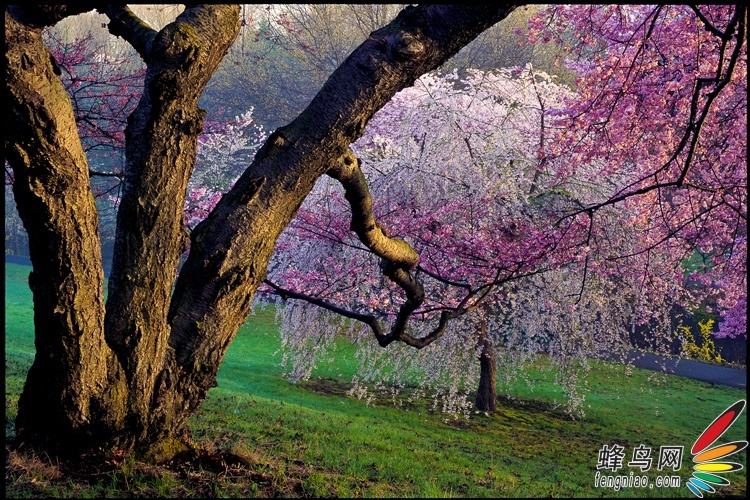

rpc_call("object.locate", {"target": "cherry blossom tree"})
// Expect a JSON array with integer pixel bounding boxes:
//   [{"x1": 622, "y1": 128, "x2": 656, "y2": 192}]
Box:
[
  {"x1": 186, "y1": 7, "x2": 747, "y2": 411},
  {"x1": 5, "y1": 3, "x2": 744, "y2": 462},
  {"x1": 529, "y1": 5, "x2": 747, "y2": 339},
  {"x1": 259, "y1": 4, "x2": 746, "y2": 416},
  {"x1": 260, "y1": 64, "x2": 697, "y2": 417}
]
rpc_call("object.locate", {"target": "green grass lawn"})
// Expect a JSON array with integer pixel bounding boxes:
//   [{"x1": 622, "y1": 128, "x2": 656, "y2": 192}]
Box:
[{"x1": 5, "y1": 262, "x2": 747, "y2": 497}]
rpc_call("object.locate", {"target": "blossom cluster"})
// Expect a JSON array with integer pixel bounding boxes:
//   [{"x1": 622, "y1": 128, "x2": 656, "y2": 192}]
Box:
[{"x1": 264, "y1": 64, "x2": 703, "y2": 417}]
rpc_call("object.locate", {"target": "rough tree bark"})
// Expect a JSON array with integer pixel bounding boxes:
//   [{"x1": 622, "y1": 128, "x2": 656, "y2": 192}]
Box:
[
  {"x1": 5, "y1": 3, "x2": 125, "y2": 454},
  {"x1": 100, "y1": 4, "x2": 242, "y2": 454},
  {"x1": 5, "y1": 4, "x2": 517, "y2": 460}
]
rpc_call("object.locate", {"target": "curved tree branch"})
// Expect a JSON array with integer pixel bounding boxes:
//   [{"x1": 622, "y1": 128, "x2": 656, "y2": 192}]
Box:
[
  {"x1": 327, "y1": 150, "x2": 419, "y2": 270},
  {"x1": 263, "y1": 277, "x2": 459, "y2": 349},
  {"x1": 267, "y1": 148, "x2": 510, "y2": 350},
  {"x1": 99, "y1": 5, "x2": 157, "y2": 62},
  {"x1": 327, "y1": 150, "x2": 431, "y2": 346}
]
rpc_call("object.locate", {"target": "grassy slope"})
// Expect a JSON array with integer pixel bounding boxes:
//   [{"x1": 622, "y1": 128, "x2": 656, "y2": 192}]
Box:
[{"x1": 5, "y1": 262, "x2": 747, "y2": 497}]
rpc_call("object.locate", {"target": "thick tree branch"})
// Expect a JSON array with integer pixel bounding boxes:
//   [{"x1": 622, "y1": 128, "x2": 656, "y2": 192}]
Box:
[
  {"x1": 100, "y1": 5, "x2": 157, "y2": 62},
  {"x1": 327, "y1": 150, "x2": 435, "y2": 346},
  {"x1": 166, "y1": 3, "x2": 517, "y2": 425},
  {"x1": 327, "y1": 150, "x2": 419, "y2": 270},
  {"x1": 6, "y1": 4, "x2": 97, "y2": 29}
]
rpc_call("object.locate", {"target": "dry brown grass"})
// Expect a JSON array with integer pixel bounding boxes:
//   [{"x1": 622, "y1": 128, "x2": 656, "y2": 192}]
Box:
[{"x1": 4, "y1": 442, "x2": 320, "y2": 498}]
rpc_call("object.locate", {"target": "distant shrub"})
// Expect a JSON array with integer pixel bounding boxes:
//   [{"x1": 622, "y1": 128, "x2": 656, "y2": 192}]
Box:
[{"x1": 677, "y1": 319, "x2": 723, "y2": 364}]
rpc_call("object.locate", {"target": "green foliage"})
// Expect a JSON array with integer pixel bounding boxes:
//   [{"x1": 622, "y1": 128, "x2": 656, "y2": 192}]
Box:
[
  {"x1": 676, "y1": 319, "x2": 723, "y2": 364},
  {"x1": 681, "y1": 250, "x2": 714, "y2": 277},
  {"x1": 5, "y1": 263, "x2": 746, "y2": 497}
]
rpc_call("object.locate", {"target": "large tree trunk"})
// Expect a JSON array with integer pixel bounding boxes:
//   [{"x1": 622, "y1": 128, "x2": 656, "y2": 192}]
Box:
[
  {"x1": 100, "y1": 4, "x2": 242, "y2": 453},
  {"x1": 5, "y1": 4, "x2": 517, "y2": 460},
  {"x1": 4, "y1": 5, "x2": 126, "y2": 454},
  {"x1": 5, "y1": 4, "x2": 241, "y2": 457},
  {"x1": 475, "y1": 315, "x2": 497, "y2": 412}
]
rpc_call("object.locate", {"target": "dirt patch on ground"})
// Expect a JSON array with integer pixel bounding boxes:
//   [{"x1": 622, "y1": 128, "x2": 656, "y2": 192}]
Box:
[
  {"x1": 497, "y1": 395, "x2": 573, "y2": 420},
  {"x1": 299, "y1": 377, "x2": 353, "y2": 398}
]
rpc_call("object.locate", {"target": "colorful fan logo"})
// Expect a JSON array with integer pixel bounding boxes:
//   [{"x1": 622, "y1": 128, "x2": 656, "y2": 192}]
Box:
[{"x1": 686, "y1": 399, "x2": 747, "y2": 498}]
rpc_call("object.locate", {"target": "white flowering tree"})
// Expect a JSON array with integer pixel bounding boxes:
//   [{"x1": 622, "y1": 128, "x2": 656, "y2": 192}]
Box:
[
  {"x1": 184, "y1": 110, "x2": 267, "y2": 230},
  {"x1": 249, "y1": 5, "x2": 747, "y2": 421},
  {"x1": 258, "y1": 67, "x2": 687, "y2": 417}
]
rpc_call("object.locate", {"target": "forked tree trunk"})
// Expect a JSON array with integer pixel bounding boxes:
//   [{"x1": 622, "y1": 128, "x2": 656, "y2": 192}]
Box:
[
  {"x1": 475, "y1": 315, "x2": 497, "y2": 412},
  {"x1": 5, "y1": 4, "x2": 516, "y2": 460},
  {"x1": 5, "y1": 4, "x2": 243, "y2": 457}
]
